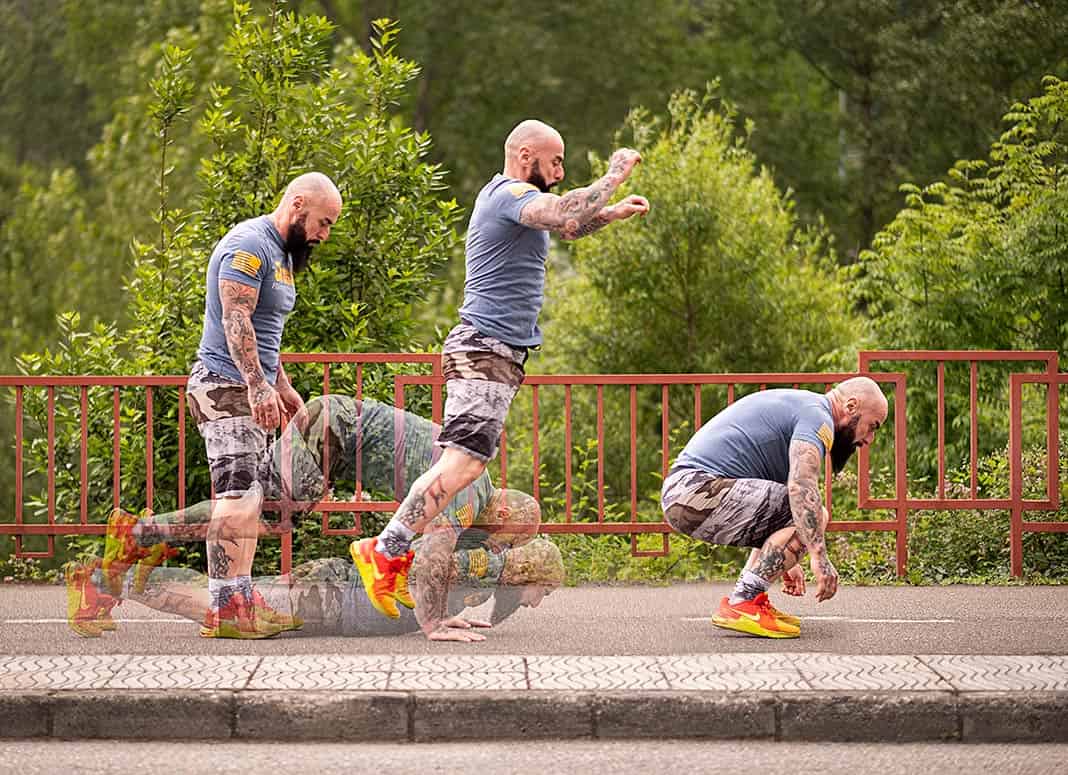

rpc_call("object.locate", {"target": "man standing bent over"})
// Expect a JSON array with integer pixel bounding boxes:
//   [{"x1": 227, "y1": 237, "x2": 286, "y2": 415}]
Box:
[
  {"x1": 186, "y1": 172, "x2": 342, "y2": 637},
  {"x1": 354, "y1": 120, "x2": 650, "y2": 641},
  {"x1": 661, "y1": 378, "x2": 888, "y2": 638}
]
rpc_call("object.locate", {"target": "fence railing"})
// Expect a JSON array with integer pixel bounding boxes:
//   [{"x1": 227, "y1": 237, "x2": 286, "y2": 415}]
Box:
[{"x1": 0, "y1": 351, "x2": 1062, "y2": 577}]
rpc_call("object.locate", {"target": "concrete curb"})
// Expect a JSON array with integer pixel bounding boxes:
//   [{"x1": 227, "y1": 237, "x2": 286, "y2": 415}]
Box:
[{"x1": 2, "y1": 690, "x2": 1066, "y2": 743}]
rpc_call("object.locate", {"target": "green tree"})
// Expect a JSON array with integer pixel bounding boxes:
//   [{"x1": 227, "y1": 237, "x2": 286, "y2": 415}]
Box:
[
  {"x1": 13, "y1": 4, "x2": 460, "y2": 571},
  {"x1": 855, "y1": 76, "x2": 1068, "y2": 477},
  {"x1": 550, "y1": 89, "x2": 858, "y2": 376}
]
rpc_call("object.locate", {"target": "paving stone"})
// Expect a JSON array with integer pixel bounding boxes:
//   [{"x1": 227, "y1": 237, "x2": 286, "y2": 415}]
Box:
[
  {"x1": 52, "y1": 691, "x2": 234, "y2": 740},
  {"x1": 413, "y1": 692, "x2": 593, "y2": 740},
  {"x1": 960, "y1": 692, "x2": 1068, "y2": 742},
  {"x1": 0, "y1": 692, "x2": 51, "y2": 738},
  {"x1": 595, "y1": 692, "x2": 776, "y2": 739},
  {"x1": 236, "y1": 692, "x2": 408, "y2": 741},
  {"x1": 779, "y1": 692, "x2": 959, "y2": 742}
]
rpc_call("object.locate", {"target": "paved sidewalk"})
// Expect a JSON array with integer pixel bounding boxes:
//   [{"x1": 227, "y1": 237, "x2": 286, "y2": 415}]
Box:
[
  {"x1": 1, "y1": 652, "x2": 1065, "y2": 743},
  {"x1": 4, "y1": 584, "x2": 1067, "y2": 742}
]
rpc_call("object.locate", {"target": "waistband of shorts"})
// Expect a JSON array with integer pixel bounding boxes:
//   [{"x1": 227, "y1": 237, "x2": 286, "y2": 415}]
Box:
[{"x1": 459, "y1": 318, "x2": 531, "y2": 354}]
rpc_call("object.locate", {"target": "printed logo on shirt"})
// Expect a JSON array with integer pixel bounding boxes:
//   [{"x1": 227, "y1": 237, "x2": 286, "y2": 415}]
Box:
[
  {"x1": 274, "y1": 261, "x2": 294, "y2": 286},
  {"x1": 507, "y1": 182, "x2": 538, "y2": 198},
  {"x1": 230, "y1": 250, "x2": 262, "y2": 277},
  {"x1": 817, "y1": 423, "x2": 834, "y2": 451}
]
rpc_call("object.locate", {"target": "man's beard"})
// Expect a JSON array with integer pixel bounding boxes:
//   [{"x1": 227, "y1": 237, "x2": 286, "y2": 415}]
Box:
[
  {"x1": 831, "y1": 414, "x2": 861, "y2": 474},
  {"x1": 285, "y1": 213, "x2": 317, "y2": 273},
  {"x1": 526, "y1": 160, "x2": 555, "y2": 193}
]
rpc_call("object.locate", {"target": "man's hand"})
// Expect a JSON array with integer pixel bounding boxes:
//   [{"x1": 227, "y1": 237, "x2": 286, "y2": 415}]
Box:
[
  {"x1": 248, "y1": 381, "x2": 282, "y2": 430},
  {"x1": 810, "y1": 551, "x2": 839, "y2": 602},
  {"x1": 443, "y1": 615, "x2": 492, "y2": 629},
  {"x1": 277, "y1": 383, "x2": 304, "y2": 419},
  {"x1": 609, "y1": 195, "x2": 650, "y2": 221},
  {"x1": 427, "y1": 626, "x2": 487, "y2": 643},
  {"x1": 608, "y1": 147, "x2": 642, "y2": 179},
  {"x1": 782, "y1": 564, "x2": 806, "y2": 597}
]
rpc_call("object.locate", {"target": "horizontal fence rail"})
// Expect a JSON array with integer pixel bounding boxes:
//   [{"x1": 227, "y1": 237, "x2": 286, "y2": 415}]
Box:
[{"x1": 0, "y1": 351, "x2": 1063, "y2": 577}]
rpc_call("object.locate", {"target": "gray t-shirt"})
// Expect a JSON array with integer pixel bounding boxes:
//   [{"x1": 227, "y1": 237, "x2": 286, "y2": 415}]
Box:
[
  {"x1": 457, "y1": 174, "x2": 549, "y2": 347},
  {"x1": 673, "y1": 389, "x2": 835, "y2": 482},
  {"x1": 196, "y1": 215, "x2": 295, "y2": 385}
]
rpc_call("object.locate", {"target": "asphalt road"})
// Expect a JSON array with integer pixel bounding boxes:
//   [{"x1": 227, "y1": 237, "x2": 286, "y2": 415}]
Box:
[
  {"x1": 3, "y1": 740, "x2": 1067, "y2": 775},
  {"x1": 2, "y1": 583, "x2": 1066, "y2": 656}
]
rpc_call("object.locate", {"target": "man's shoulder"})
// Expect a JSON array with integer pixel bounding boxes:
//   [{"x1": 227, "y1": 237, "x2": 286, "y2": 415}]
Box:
[
  {"x1": 220, "y1": 216, "x2": 283, "y2": 259},
  {"x1": 480, "y1": 175, "x2": 539, "y2": 206}
]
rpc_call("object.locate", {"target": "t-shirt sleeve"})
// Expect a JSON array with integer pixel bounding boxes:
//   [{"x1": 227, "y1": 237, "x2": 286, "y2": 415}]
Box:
[
  {"x1": 218, "y1": 235, "x2": 270, "y2": 290},
  {"x1": 495, "y1": 181, "x2": 542, "y2": 225},
  {"x1": 791, "y1": 404, "x2": 835, "y2": 458}
]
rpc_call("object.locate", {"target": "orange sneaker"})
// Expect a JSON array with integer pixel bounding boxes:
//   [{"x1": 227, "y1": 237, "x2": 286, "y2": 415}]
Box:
[
  {"x1": 393, "y1": 549, "x2": 416, "y2": 610},
  {"x1": 247, "y1": 588, "x2": 304, "y2": 632},
  {"x1": 65, "y1": 561, "x2": 117, "y2": 638},
  {"x1": 101, "y1": 508, "x2": 177, "y2": 597},
  {"x1": 199, "y1": 591, "x2": 283, "y2": 639},
  {"x1": 765, "y1": 597, "x2": 801, "y2": 627},
  {"x1": 711, "y1": 592, "x2": 800, "y2": 638},
  {"x1": 350, "y1": 538, "x2": 412, "y2": 618}
]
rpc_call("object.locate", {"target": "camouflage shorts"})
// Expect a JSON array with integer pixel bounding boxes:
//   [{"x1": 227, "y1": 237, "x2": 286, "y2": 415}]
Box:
[
  {"x1": 437, "y1": 323, "x2": 527, "y2": 463},
  {"x1": 187, "y1": 360, "x2": 272, "y2": 498},
  {"x1": 660, "y1": 468, "x2": 793, "y2": 548}
]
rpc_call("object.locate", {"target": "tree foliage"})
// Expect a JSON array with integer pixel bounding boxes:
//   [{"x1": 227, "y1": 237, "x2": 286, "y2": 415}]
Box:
[
  {"x1": 550, "y1": 89, "x2": 858, "y2": 376},
  {"x1": 13, "y1": 3, "x2": 460, "y2": 569}
]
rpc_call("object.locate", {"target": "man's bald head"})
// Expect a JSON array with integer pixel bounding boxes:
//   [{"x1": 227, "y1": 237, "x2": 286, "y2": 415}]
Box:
[
  {"x1": 273, "y1": 172, "x2": 343, "y2": 272},
  {"x1": 502, "y1": 120, "x2": 566, "y2": 192},
  {"x1": 836, "y1": 377, "x2": 889, "y2": 416},
  {"x1": 505, "y1": 120, "x2": 563, "y2": 159},
  {"x1": 828, "y1": 376, "x2": 889, "y2": 473},
  {"x1": 282, "y1": 172, "x2": 342, "y2": 211}
]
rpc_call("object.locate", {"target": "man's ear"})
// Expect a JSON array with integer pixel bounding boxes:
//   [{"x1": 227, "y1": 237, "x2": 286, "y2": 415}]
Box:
[{"x1": 291, "y1": 194, "x2": 305, "y2": 212}]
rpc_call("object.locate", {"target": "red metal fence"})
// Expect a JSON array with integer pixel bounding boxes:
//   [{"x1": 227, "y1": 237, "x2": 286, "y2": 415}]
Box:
[{"x1": 1, "y1": 351, "x2": 1063, "y2": 577}]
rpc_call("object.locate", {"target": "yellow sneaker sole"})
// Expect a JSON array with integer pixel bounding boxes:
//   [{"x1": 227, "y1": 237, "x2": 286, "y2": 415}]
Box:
[{"x1": 711, "y1": 614, "x2": 800, "y2": 639}]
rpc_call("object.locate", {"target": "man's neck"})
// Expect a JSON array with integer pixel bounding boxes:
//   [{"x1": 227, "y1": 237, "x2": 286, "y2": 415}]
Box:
[{"x1": 271, "y1": 210, "x2": 288, "y2": 243}]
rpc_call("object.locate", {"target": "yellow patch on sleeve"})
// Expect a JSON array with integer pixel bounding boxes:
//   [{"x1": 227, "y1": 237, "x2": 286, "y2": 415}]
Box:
[
  {"x1": 507, "y1": 182, "x2": 538, "y2": 198},
  {"x1": 817, "y1": 423, "x2": 834, "y2": 451},
  {"x1": 230, "y1": 250, "x2": 262, "y2": 277},
  {"x1": 455, "y1": 503, "x2": 474, "y2": 530}
]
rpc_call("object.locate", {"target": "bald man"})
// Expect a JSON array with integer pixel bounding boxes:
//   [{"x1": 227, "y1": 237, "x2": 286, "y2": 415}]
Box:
[
  {"x1": 661, "y1": 377, "x2": 889, "y2": 639},
  {"x1": 354, "y1": 120, "x2": 649, "y2": 642},
  {"x1": 188, "y1": 171, "x2": 342, "y2": 636}
]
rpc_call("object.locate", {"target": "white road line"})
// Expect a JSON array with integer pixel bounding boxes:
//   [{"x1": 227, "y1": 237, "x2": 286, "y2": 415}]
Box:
[
  {"x1": 681, "y1": 616, "x2": 958, "y2": 624},
  {"x1": 4, "y1": 618, "x2": 189, "y2": 624}
]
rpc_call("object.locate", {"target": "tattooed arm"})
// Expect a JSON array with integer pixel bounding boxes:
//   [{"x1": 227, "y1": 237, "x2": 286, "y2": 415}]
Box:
[
  {"x1": 787, "y1": 440, "x2": 838, "y2": 601},
  {"x1": 519, "y1": 148, "x2": 648, "y2": 240},
  {"x1": 219, "y1": 278, "x2": 281, "y2": 430},
  {"x1": 412, "y1": 517, "x2": 484, "y2": 642}
]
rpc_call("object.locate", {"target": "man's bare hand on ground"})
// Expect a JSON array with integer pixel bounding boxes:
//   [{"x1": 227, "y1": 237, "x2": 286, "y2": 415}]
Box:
[
  {"x1": 443, "y1": 615, "x2": 492, "y2": 629},
  {"x1": 427, "y1": 626, "x2": 487, "y2": 643}
]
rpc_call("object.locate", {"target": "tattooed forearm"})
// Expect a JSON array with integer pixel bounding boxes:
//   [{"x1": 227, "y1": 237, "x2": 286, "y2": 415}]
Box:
[
  {"x1": 520, "y1": 157, "x2": 629, "y2": 235},
  {"x1": 559, "y1": 208, "x2": 614, "y2": 240},
  {"x1": 787, "y1": 440, "x2": 826, "y2": 555},
  {"x1": 413, "y1": 526, "x2": 459, "y2": 635},
  {"x1": 220, "y1": 279, "x2": 265, "y2": 388}
]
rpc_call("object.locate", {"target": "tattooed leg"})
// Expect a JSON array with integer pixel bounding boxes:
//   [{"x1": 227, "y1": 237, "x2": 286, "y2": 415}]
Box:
[
  {"x1": 378, "y1": 448, "x2": 486, "y2": 557},
  {"x1": 127, "y1": 577, "x2": 211, "y2": 623}
]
